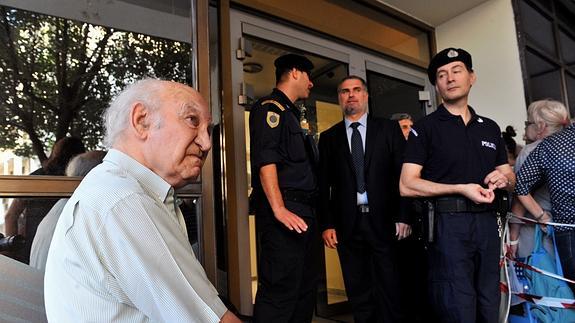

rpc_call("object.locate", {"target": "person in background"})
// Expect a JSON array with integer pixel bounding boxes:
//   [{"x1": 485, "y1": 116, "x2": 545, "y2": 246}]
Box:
[
  {"x1": 508, "y1": 100, "x2": 569, "y2": 259},
  {"x1": 514, "y1": 106, "x2": 575, "y2": 292},
  {"x1": 502, "y1": 125, "x2": 522, "y2": 167},
  {"x1": 44, "y1": 79, "x2": 240, "y2": 322},
  {"x1": 400, "y1": 48, "x2": 515, "y2": 323},
  {"x1": 249, "y1": 53, "x2": 319, "y2": 323},
  {"x1": 2, "y1": 136, "x2": 85, "y2": 264},
  {"x1": 390, "y1": 112, "x2": 414, "y2": 140},
  {"x1": 30, "y1": 150, "x2": 107, "y2": 271}
]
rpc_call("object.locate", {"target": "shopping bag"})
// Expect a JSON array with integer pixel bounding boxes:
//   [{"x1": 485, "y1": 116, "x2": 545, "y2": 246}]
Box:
[{"x1": 525, "y1": 226, "x2": 575, "y2": 322}]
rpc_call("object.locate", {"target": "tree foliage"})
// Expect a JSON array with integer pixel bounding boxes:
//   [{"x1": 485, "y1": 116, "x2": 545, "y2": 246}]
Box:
[{"x1": 0, "y1": 6, "x2": 192, "y2": 161}]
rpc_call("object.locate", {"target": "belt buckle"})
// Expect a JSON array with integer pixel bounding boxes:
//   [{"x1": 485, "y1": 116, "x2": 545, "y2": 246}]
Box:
[{"x1": 359, "y1": 204, "x2": 369, "y2": 213}]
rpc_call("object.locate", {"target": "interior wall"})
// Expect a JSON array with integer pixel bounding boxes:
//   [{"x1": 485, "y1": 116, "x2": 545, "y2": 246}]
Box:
[{"x1": 435, "y1": 0, "x2": 527, "y2": 143}]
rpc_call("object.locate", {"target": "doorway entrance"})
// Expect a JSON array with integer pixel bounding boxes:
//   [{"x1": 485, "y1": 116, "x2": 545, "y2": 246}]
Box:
[{"x1": 229, "y1": 9, "x2": 431, "y2": 318}]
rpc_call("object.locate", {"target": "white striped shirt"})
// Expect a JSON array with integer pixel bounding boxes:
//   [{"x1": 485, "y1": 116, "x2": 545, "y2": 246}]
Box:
[{"x1": 44, "y1": 149, "x2": 227, "y2": 322}]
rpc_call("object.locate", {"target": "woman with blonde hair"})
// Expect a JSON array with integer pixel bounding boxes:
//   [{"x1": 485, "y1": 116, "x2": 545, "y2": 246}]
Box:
[{"x1": 508, "y1": 99, "x2": 570, "y2": 258}]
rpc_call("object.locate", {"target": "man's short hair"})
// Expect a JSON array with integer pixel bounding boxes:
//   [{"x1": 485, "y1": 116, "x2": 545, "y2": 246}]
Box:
[
  {"x1": 103, "y1": 79, "x2": 167, "y2": 148},
  {"x1": 427, "y1": 48, "x2": 473, "y2": 85},
  {"x1": 274, "y1": 54, "x2": 314, "y2": 84},
  {"x1": 337, "y1": 75, "x2": 368, "y2": 92},
  {"x1": 390, "y1": 113, "x2": 412, "y2": 121},
  {"x1": 66, "y1": 151, "x2": 107, "y2": 177}
]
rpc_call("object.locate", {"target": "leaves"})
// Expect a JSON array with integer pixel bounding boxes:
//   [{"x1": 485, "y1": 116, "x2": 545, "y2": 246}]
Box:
[{"x1": 0, "y1": 6, "x2": 192, "y2": 160}]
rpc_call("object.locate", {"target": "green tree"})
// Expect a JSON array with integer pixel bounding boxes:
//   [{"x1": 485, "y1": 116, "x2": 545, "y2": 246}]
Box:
[{"x1": 0, "y1": 6, "x2": 192, "y2": 162}]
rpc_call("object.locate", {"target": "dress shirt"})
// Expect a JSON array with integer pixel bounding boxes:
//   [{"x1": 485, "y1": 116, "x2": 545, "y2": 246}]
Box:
[
  {"x1": 344, "y1": 113, "x2": 368, "y2": 205},
  {"x1": 516, "y1": 124, "x2": 575, "y2": 232},
  {"x1": 44, "y1": 149, "x2": 227, "y2": 322}
]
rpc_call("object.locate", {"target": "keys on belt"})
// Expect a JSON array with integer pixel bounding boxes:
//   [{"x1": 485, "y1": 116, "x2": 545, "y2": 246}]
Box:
[{"x1": 358, "y1": 204, "x2": 369, "y2": 214}]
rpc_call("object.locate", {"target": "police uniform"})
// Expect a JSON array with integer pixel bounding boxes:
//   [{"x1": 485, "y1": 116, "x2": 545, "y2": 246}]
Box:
[
  {"x1": 249, "y1": 56, "x2": 319, "y2": 323},
  {"x1": 404, "y1": 48, "x2": 508, "y2": 323}
]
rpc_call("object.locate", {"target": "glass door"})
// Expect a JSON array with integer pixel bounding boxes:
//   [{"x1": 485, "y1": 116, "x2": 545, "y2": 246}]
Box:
[{"x1": 229, "y1": 9, "x2": 433, "y2": 318}]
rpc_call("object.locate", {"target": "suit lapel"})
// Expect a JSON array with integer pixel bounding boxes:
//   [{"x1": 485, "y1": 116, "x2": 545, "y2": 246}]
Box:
[{"x1": 364, "y1": 116, "x2": 379, "y2": 169}]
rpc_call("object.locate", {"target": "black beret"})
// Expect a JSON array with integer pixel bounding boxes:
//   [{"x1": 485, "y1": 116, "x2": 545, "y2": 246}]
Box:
[
  {"x1": 427, "y1": 48, "x2": 473, "y2": 85},
  {"x1": 274, "y1": 54, "x2": 314, "y2": 74}
]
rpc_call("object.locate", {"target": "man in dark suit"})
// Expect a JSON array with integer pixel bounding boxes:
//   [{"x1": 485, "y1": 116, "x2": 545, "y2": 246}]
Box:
[{"x1": 318, "y1": 75, "x2": 411, "y2": 323}]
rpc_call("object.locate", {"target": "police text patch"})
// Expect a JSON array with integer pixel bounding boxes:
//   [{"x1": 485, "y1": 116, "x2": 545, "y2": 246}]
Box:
[{"x1": 481, "y1": 141, "x2": 496, "y2": 150}]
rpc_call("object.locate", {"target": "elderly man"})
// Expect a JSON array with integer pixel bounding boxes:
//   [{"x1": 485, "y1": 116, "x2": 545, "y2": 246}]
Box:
[{"x1": 44, "y1": 79, "x2": 240, "y2": 322}]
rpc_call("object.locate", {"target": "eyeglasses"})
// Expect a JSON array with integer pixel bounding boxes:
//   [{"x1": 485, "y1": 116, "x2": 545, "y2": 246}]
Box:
[{"x1": 524, "y1": 121, "x2": 535, "y2": 127}]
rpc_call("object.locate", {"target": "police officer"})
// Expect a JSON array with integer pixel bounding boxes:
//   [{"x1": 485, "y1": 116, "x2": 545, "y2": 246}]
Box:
[
  {"x1": 249, "y1": 53, "x2": 319, "y2": 323},
  {"x1": 399, "y1": 48, "x2": 515, "y2": 323}
]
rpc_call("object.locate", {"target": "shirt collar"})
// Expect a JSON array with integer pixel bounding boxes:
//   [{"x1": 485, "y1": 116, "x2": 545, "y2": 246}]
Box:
[
  {"x1": 344, "y1": 112, "x2": 368, "y2": 129},
  {"x1": 437, "y1": 104, "x2": 480, "y2": 123},
  {"x1": 104, "y1": 149, "x2": 172, "y2": 203},
  {"x1": 272, "y1": 88, "x2": 301, "y2": 119}
]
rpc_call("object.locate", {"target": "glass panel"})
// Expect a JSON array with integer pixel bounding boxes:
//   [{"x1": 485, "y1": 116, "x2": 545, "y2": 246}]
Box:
[
  {"x1": 233, "y1": 0, "x2": 430, "y2": 65},
  {"x1": 366, "y1": 71, "x2": 425, "y2": 121},
  {"x1": 566, "y1": 72, "x2": 575, "y2": 117},
  {"x1": 242, "y1": 36, "x2": 350, "y2": 308},
  {"x1": 560, "y1": 29, "x2": 575, "y2": 65},
  {"x1": 0, "y1": 4, "x2": 192, "y2": 169},
  {"x1": 520, "y1": 0, "x2": 556, "y2": 56},
  {"x1": 525, "y1": 49, "x2": 562, "y2": 101},
  {"x1": 556, "y1": 1, "x2": 575, "y2": 31}
]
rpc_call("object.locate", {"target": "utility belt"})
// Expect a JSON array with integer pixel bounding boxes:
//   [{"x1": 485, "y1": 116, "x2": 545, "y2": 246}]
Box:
[
  {"x1": 281, "y1": 189, "x2": 318, "y2": 207},
  {"x1": 435, "y1": 196, "x2": 496, "y2": 213},
  {"x1": 417, "y1": 191, "x2": 510, "y2": 244}
]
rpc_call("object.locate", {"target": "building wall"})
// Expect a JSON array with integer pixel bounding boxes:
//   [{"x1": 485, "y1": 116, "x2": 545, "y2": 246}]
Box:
[{"x1": 435, "y1": 0, "x2": 527, "y2": 142}]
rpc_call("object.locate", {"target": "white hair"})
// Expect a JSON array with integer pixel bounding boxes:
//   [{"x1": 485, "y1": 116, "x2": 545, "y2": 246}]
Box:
[
  {"x1": 528, "y1": 99, "x2": 570, "y2": 135},
  {"x1": 65, "y1": 150, "x2": 107, "y2": 177},
  {"x1": 103, "y1": 78, "x2": 166, "y2": 148}
]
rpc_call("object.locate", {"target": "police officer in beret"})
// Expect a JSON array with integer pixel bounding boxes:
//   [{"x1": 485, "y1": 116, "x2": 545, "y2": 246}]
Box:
[
  {"x1": 249, "y1": 53, "x2": 319, "y2": 322},
  {"x1": 399, "y1": 48, "x2": 515, "y2": 323}
]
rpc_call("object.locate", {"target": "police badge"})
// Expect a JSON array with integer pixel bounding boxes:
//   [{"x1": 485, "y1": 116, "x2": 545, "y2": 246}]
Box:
[
  {"x1": 447, "y1": 49, "x2": 458, "y2": 58},
  {"x1": 266, "y1": 111, "x2": 280, "y2": 128}
]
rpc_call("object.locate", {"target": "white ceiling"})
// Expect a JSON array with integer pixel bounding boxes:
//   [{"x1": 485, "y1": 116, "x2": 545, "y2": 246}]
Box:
[{"x1": 378, "y1": 0, "x2": 491, "y2": 27}]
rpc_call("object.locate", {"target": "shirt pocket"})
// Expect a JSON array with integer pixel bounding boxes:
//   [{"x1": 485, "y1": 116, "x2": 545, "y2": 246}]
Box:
[{"x1": 286, "y1": 120, "x2": 307, "y2": 162}]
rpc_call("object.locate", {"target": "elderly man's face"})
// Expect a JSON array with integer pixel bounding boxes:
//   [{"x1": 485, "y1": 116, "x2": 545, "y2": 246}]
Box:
[{"x1": 145, "y1": 84, "x2": 212, "y2": 188}]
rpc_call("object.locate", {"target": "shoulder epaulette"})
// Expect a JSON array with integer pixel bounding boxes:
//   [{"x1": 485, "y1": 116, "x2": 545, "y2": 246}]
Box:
[{"x1": 260, "y1": 99, "x2": 285, "y2": 112}]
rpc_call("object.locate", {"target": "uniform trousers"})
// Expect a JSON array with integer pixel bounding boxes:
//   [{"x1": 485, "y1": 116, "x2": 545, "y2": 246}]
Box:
[
  {"x1": 337, "y1": 209, "x2": 403, "y2": 323},
  {"x1": 428, "y1": 212, "x2": 500, "y2": 323},
  {"x1": 253, "y1": 200, "x2": 319, "y2": 323}
]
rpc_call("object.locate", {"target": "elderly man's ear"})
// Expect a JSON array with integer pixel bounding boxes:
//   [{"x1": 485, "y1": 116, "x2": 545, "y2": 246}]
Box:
[{"x1": 131, "y1": 103, "x2": 152, "y2": 139}]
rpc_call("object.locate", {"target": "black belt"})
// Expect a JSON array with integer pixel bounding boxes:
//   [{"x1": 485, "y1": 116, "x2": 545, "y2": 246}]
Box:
[
  {"x1": 434, "y1": 197, "x2": 495, "y2": 213},
  {"x1": 281, "y1": 189, "x2": 317, "y2": 206}
]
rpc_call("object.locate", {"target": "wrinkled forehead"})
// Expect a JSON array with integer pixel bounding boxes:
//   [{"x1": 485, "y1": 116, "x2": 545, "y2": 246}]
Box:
[
  {"x1": 339, "y1": 79, "x2": 365, "y2": 91},
  {"x1": 170, "y1": 84, "x2": 210, "y2": 118}
]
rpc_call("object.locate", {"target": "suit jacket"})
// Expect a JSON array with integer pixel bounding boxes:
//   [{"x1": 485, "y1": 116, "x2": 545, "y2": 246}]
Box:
[{"x1": 318, "y1": 115, "x2": 409, "y2": 242}]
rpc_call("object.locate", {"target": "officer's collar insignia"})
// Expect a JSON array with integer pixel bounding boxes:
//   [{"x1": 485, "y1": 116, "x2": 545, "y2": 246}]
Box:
[
  {"x1": 477, "y1": 117, "x2": 483, "y2": 123},
  {"x1": 266, "y1": 111, "x2": 280, "y2": 128},
  {"x1": 410, "y1": 128, "x2": 418, "y2": 137},
  {"x1": 447, "y1": 49, "x2": 458, "y2": 58}
]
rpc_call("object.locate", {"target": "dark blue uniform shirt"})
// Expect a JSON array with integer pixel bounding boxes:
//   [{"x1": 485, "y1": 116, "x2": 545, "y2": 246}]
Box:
[
  {"x1": 249, "y1": 88, "x2": 317, "y2": 192},
  {"x1": 404, "y1": 104, "x2": 508, "y2": 186}
]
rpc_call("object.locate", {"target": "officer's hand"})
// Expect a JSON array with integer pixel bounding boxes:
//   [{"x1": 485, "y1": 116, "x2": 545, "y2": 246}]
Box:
[
  {"x1": 220, "y1": 310, "x2": 241, "y2": 323},
  {"x1": 460, "y1": 184, "x2": 495, "y2": 204},
  {"x1": 395, "y1": 223, "x2": 412, "y2": 240},
  {"x1": 322, "y1": 229, "x2": 338, "y2": 248},
  {"x1": 274, "y1": 207, "x2": 308, "y2": 233},
  {"x1": 484, "y1": 170, "x2": 510, "y2": 190}
]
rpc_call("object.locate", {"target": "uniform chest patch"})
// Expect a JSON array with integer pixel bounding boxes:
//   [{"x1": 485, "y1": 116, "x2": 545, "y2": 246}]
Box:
[
  {"x1": 266, "y1": 111, "x2": 280, "y2": 128},
  {"x1": 481, "y1": 140, "x2": 496, "y2": 150}
]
